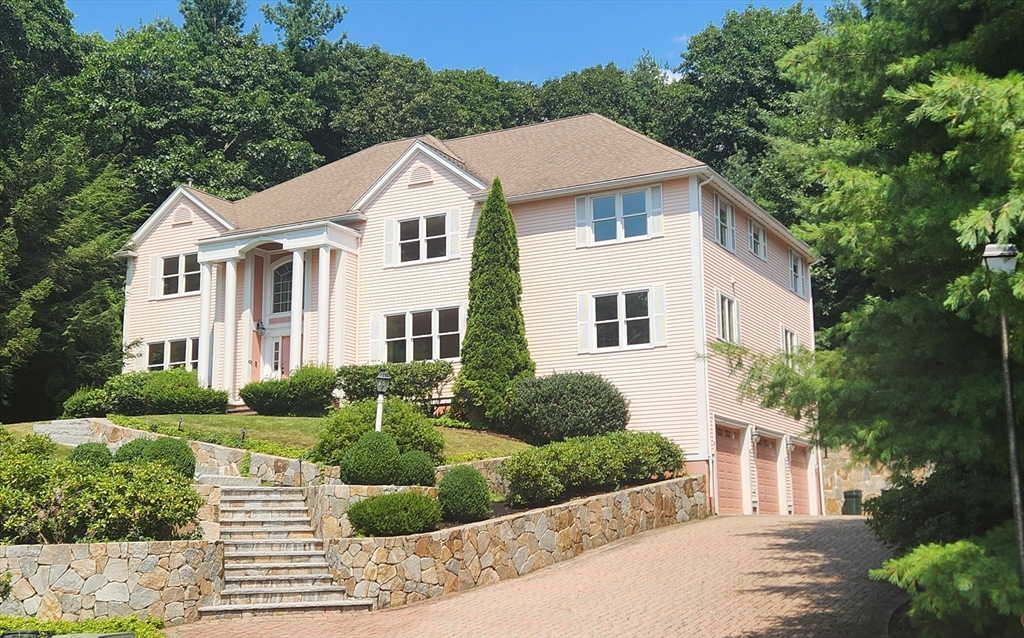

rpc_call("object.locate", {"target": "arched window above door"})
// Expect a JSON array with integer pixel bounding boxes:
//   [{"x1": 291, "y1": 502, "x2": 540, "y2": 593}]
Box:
[{"x1": 272, "y1": 262, "x2": 292, "y2": 314}]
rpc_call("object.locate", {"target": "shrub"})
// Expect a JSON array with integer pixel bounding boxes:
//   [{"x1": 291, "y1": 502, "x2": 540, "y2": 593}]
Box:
[
  {"x1": 68, "y1": 442, "x2": 113, "y2": 468},
  {"x1": 432, "y1": 414, "x2": 483, "y2": 430},
  {"x1": 145, "y1": 383, "x2": 228, "y2": 415},
  {"x1": 308, "y1": 398, "x2": 445, "y2": 466},
  {"x1": 505, "y1": 372, "x2": 629, "y2": 444},
  {"x1": 103, "y1": 369, "x2": 227, "y2": 416},
  {"x1": 240, "y1": 378, "x2": 292, "y2": 415},
  {"x1": 287, "y1": 364, "x2": 338, "y2": 416},
  {"x1": 871, "y1": 522, "x2": 1024, "y2": 637},
  {"x1": 604, "y1": 430, "x2": 685, "y2": 482},
  {"x1": 142, "y1": 436, "x2": 196, "y2": 478},
  {"x1": 396, "y1": 451, "x2": 437, "y2": 487},
  {"x1": 8, "y1": 434, "x2": 59, "y2": 458},
  {"x1": 61, "y1": 386, "x2": 108, "y2": 418},
  {"x1": 336, "y1": 360, "x2": 455, "y2": 412},
  {"x1": 437, "y1": 465, "x2": 491, "y2": 523},
  {"x1": 500, "y1": 450, "x2": 565, "y2": 507},
  {"x1": 103, "y1": 372, "x2": 149, "y2": 415},
  {"x1": 346, "y1": 491, "x2": 441, "y2": 536},
  {"x1": 112, "y1": 437, "x2": 153, "y2": 463},
  {"x1": 340, "y1": 431, "x2": 400, "y2": 485},
  {"x1": 0, "y1": 616, "x2": 165, "y2": 638}
]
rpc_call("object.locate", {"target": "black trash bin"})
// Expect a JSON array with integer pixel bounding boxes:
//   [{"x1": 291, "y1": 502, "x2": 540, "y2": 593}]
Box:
[{"x1": 842, "y1": 489, "x2": 863, "y2": 515}]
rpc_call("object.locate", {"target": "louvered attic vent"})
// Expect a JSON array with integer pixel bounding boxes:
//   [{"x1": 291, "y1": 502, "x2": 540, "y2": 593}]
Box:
[
  {"x1": 409, "y1": 165, "x2": 432, "y2": 185},
  {"x1": 172, "y1": 205, "x2": 192, "y2": 225}
]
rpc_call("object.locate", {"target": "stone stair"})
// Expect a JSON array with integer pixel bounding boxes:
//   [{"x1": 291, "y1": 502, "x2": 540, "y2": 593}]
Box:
[{"x1": 199, "y1": 487, "x2": 373, "y2": 618}]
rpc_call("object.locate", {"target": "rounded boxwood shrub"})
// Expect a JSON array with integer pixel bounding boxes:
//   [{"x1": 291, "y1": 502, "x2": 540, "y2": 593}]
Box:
[
  {"x1": 113, "y1": 437, "x2": 153, "y2": 463},
  {"x1": 505, "y1": 372, "x2": 629, "y2": 444},
  {"x1": 396, "y1": 451, "x2": 437, "y2": 487},
  {"x1": 62, "y1": 387, "x2": 108, "y2": 418},
  {"x1": 437, "y1": 465, "x2": 491, "y2": 523},
  {"x1": 346, "y1": 491, "x2": 441, "y2": 536},
  {"x1": 308, "y1": 398, "x2": 445, "y2": 466},
  {"x1": 287, "y1": 364, "x2": 338, "y2": 416},
  {"x1": 68, "y1": 442, "x2": 113, "y2": 468},
  {"x1": 240, "y1": 378, "x2": 291, "y2": 416},
  {"x1": 142, "y1": 437, "x2": 196, "y2": 478},
  {"x1": 340, "y1": 431, "x2": 400, "y2": 485}
]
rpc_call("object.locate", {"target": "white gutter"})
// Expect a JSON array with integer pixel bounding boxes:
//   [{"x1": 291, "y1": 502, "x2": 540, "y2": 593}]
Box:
[{"x1": 471, "y1": 167, "x2": 708, "y2": 205}]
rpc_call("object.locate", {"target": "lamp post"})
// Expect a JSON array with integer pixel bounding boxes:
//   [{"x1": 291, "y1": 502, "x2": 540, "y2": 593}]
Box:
[
  {"x1": 983, "y1": 243, "x2": 1024, "y2": 590},
  {"x1": 374, "y1": 368, "x2": 391, "y2": 432}
]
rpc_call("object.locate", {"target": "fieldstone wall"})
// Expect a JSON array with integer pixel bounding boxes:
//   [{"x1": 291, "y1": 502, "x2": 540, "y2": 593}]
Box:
[
  {"x1": 308, "y1": 485, "x2": 439, "y2": 538},
  {"x1": 435, "y1": 457, "x2": 510, "y2": 496},
  {"x1": 323, "y1": 475, "x2": 707, "y2": 609},
  {"x1": 821, "y1": 448, "x2": 891, "y2": 515},
  {"x1": 249, "y1": 452, "x2": 321, "y2": 486},
  {"x1": 192, "y1": 484, "x2": 222, "y2": 540},
  {"x1": 0, "y1": 540, "x2": 222, "y2": 626}
]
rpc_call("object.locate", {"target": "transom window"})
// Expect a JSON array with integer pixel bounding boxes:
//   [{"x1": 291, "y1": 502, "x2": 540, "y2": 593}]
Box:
[
  {"x1": 789, "y1": 250, "x2": 806, "y2": 297},
  {"x1": 162, "y1": 254, "x2": 200, "y2": 296},
  {"x1": 591, "y1": 190, "x2": 649, "y2": 243},
  {"x1": 385, "y1": 307, "x2": 461, "y2": 363},
  {"x1": 594, "y1": 291, "x2": 651, "y2": 349},
  {"x1": 272, "y1": 262, "x2": 293, "y2": 314},
  {"x1": 717, "y1": 293, "x2": 739, "y2": 343},
  {"x1": 749, "y1": 219, "x2": 767, "y2": 260},
  {"x1": 400, "y1": 214, "x2": 447, "y2": 263},
  {"x1": 147, "y1": 338, "x2": 200, "y2": 371},
  {"x1": 714, "y1": 194, "x2": 735, "y2": 251}
]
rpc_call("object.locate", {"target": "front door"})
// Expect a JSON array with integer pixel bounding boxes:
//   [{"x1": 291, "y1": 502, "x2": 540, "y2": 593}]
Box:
[{"x1": 261, "y1": 336, "x2": 285, "y2": 379}]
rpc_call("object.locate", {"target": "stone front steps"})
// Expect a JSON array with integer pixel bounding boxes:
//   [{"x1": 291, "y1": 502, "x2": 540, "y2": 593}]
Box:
[{"x1": 199, "y1": 487, "x2": 373, "y2": 619}]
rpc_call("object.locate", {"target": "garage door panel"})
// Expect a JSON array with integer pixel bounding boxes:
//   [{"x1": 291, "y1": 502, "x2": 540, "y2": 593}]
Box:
[
  {"x1": 716, "y1": 426, "x2": 743, "y2": 514},
  {"x1": 756, "y1": 438, "x2": 779, "y2": 514},
  {"x1": 792, "y1": 446, "x2": 811, "y2": 515}
]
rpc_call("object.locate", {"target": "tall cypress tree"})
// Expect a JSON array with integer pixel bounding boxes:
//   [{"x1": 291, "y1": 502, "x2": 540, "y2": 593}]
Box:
[{"x1": 452, "y1": 177, "x2": 534, "y2": 425}]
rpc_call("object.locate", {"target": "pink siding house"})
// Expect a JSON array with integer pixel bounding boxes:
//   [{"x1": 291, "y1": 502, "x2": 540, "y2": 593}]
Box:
[{"x1": 118, "y1": 114, "x2": 820, "y2": 516}]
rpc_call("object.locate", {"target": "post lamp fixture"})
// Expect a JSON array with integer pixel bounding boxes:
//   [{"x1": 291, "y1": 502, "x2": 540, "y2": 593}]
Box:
[
  {"x1": 374, "y1": 368, "x2": 391, "y2": 432},
  {"x1": 786, "y1": 440, "x2": 796, "y2": 455},
  {"x1": 983, "y1": 242, "x2": 1024, "y2": 591},
  {"x1": 255, "y1": 321, "x2": 267, "y2": 338},
  {"x1": 751, "y1": 431, "x2": 761, "y2": 446}
]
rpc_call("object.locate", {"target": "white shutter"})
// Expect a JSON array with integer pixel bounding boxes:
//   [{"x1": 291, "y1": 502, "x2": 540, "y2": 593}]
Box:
[
  {"x1": 369, "y1": 313, "x2": 384, "y2": 362},
  {"x1": 447, "y1": 209, "x2": 460, "y2": 258},
  {"x1": 649, "y1": 185, "x2": 664, "y2": 238},
  {"x1": 575, "y1": 197, "x2": 589, "y2": 247},
  {"x1": 383, "y1": 220, "x2": 397, "y2": 267},
  {"x1": 577, "y1": 293, "x2": 592, "y2": 354},
  {"x1": 713, "y1": 194, "x2": 721, "y2": 244},
  {"x1": 651, "y1": 285, "x2": 667, "y2": 347},
  {"x1": 149, "y1": 256, "x2": 161, "y2": 298},
  {"x1": 728, "y1": 204, "x2": 736, "y2": 251}
]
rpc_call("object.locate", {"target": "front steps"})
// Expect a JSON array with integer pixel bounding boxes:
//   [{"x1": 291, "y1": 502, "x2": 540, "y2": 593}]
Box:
[{"x1": 199, "y1": 487, "x2": 373, "y2": 618}]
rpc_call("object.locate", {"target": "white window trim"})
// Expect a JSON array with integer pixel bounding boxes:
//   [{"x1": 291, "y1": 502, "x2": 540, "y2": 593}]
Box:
[
  {"x1": 152, "y1": 253, "x2": 201, "y2": 300},
  {"x1": 781, "y1": 326, "x2": 799, "y2": 357},
  {"x1": 264, "y1": 255, "x2": 310, "y2": 318},
  {"x1": 575, "y1": 184, "x2": 663, "y2": 248},
  {"x1": 379, "y1": 304, "x2": 465, "y2": 363},
  {"x1": 789, "y1": 249, "x2": 806, "y2": 297},
  {"x1": 714, "y1": 193, "x2": 735, "y2": 252},
  {"x1": 716, "y1": 291, "x2": 740, "y2": 343},
  {"x1": 748, "y1": 218, "x2": 767, "y2": 261},
  {"x1": 578, "y1": 285, "x2": 667, "y2": 354},
  {"x1": 384, "y1": 210, "x2": 460, "y2": 268},
  {"x1": 146, "y1": 337, "x2": 200, "y2": 371}
]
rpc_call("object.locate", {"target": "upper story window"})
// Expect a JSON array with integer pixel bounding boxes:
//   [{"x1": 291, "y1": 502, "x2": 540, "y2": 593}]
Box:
[
  {"x1": 147, "y1": 337, "x2": 199, "y2": 371},
  {"x1": 162, "y1": 253, "x2": 200, "y2": 296},
  {"x1": 272, "y1": 262, "x2": 293, "y2": 314},
  {"x1": 578, "y1": 285, "x2": 666, "y2": 353},
  {"x1": 749, "y1": 219, "x2": 767, "y2": 260},
  {"x1": 384, "y1": 306, "x2": 461, "y2": 363},
  {"x1": 714, "y1": 194, "x2": 735, "y2": 251},
  {"x1": 384, "y1": 211, "x2": 459, "y2": 267},
  {"x1": 782, "y1": 327, "x2": 799, "y2": 361},
  {"x1": 717, "y1": 292, "x2": 739, "y2": 343},
  {"x1": 789, "y1": 250, "x2": 806, "y2": 297},
  {"x1": 575, "y1": 185, "x2": 663, "y2": 247}
]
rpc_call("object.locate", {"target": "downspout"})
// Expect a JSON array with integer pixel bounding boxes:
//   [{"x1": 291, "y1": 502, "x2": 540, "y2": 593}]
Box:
[{"x1": 695, "y1": 174, "x2": 717, "y2": 512}]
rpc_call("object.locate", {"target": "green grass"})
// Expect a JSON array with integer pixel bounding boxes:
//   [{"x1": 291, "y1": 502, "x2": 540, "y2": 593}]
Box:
[
  {"x1": 2, "y1": 423, "x2": 75, "y2": 460},
  {"x1": 437, "y1": 428, "x2": 529, "y2": 461}
]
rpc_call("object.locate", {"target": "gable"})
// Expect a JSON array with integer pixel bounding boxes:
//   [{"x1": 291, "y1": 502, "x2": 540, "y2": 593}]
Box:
[
  {"x1": 351, "y1": 141, "x2": 486, "y2": 212},
  {"x1": 126, "y1": 187, "x2": 235, "y2": 252}
]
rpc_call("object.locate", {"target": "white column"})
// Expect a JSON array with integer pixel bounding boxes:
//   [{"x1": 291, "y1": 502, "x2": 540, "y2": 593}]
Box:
[
  {"x1": 290, "y1": 249, "x2": 305, "y2": 371},
  {"x1": 317, "y1": 246, "x2": 330, "y2": 365},
  {"x1": 222, "y1": 258, "x2": 238, "y2": 399},
  {"x1": 197, "y1": 261, "x2": 213, "y2": 387}
]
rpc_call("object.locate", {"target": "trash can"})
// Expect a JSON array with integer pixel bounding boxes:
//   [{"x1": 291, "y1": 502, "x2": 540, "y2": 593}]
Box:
[{"x1": 842, "y1": 489, "x2": 863, "y2": 515}]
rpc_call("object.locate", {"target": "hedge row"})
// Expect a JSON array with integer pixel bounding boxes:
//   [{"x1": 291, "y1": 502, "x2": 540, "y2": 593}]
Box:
[
  {"x1": 62, "y1": 369, "x2": 227, "y2": 417},
  {"x1": 239, "y1": 364, "x2": 337, "y2": 416},
  {"x1": 336, "y1": 360, "x2": 454, "y2": 413}
]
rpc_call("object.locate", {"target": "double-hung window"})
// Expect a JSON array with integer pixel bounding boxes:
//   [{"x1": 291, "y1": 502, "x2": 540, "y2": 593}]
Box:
[
  {"x1": 382, "y1": 307, "x2": 461, "y2": 363},
  {"x1": 579, "y1": 286, "x2": 666, "y2": 353},
  {"x1": 400, "y1": 214, "x2": 447, "y2": 263},
  {"x1": 789, "y1": 250, "x2": 806, "y2": 297},
  {"x1": 717, "y1": 292, "x2": 739, "y2": 343},
  {"x1": 147, "y1": 337, "x2": 200, "y2": 371},
  {"x1": 161, "y1": 254, "x2": 200, "y2": 296},
  {"x1": 714, "y1": 194, "x2": 735, "y2": 251},
  {"x1": 272, "y1": 262, "x2": 293, "y2": 314},
  {"x1": 576, "y1": 185, "x2": 662, "y2": 247},
  {"x1": 782, "y1": 328, "x2": 799, "y2": 362},
  {"x1": 749, "y1": 219, "x2": 767, "y2": 260}
]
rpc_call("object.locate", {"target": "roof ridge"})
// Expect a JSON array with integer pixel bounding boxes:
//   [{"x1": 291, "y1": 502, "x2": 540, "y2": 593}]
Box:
[
  {"x1": 586, "y1": 113, "x2": 706, "y2": 167},
  {"x1": 182, "y1": 184, "x2": 236, "y2": 204},
  {"x1": 440, "y1": 113, "x2": 597, "y2": 143}
]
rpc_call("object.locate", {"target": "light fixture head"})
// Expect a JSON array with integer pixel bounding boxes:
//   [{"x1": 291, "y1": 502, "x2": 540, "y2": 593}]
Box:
[
  {"x1": 376, "y1": 368, "x2": 391, "y2": 394},
  {"x1": 787, "y1": 440, "x2": 796, "y2": 454},
  {"x1": 983, "y1": 243, "x2": 1019, "y2": 274},
  {"x1": 751, "y1": 431, "x2": 761, "y2": 446},
  {"x1": 255, "y1": 320, "x2": 267, "y2": 337}
]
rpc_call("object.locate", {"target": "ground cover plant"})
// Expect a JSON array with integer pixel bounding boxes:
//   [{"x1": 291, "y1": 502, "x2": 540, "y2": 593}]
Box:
[{"x1": 0, "y1": 615, "x2": 165, "y2": 638}]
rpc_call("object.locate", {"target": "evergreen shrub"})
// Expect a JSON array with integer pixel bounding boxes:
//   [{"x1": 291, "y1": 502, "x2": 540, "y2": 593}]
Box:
[
  {"x1": 103, "y1": 369, "x2": 227, "y2": 415},
  {"x1": 239, "y1": 378, "x2": 291, "y2": 415},
  {"x1": 336, "y1": 361, "x2": 454, "y2": 412},
  {"x1": 346, "y1": 491, "x2": 441, "y2": 536},
  {"x1": 437, "y1": 465, "x2": 491, "y2": 523},
  {"x1": 68, "y1": 442, "x2": 113, "y2": 468},
  {"x1": 396, "y1": 450, "x2": 437, "y2": 487},
  {"x1": 112, "y1": 437, "x2": 153, "y2": 463},
  {"x1": 285, "y1": 364, "x2": 337, "y2": 416},
  {"x1": 505, "y1": 372, "x2": 629, "y2": 443},
  {"x1": 339, "y1": 431, "x2": 400, "y2": 485},
  {"x1": 142, "y1": 436, "x2": 196, "y2": 478},
  {"x1": 0, "y1": 613, "x2": 165, "y2": 638},
  {"x1": 7, "y1": 434, "x2": 58, "y2": 458},
  {"x1": 61, "y1": 387, "x2": 108, "y2": 418},
  {"x1": 308, "y1": 398, "x2": 445, "y2": 466}
]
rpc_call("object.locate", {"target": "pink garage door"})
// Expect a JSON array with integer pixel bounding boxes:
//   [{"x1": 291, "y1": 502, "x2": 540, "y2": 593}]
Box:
[
  {"x1": 791, "y1": 445, "x2": 811, "y2": 515},
  {"x1": 756, "y1": 437, "x2": 780, "y2": 514},
  {"x1": 716, "y1": 426, "x2": 743, "y2": 514}
]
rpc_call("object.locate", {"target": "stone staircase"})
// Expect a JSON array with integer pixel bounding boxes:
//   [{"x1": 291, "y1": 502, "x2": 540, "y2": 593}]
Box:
[{"x1": 199, "y1": 486, "x2": 373, "y2": 618}]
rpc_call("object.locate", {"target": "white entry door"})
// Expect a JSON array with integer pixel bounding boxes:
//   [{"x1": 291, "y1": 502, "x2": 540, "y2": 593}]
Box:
[{"x1": 262, "y1": 336, "x2": 284, "y2": 380}]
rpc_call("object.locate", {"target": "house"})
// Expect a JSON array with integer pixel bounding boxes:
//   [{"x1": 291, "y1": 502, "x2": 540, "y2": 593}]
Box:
[{"x1": 117, "y1": 114, "x2": 820, "y2": 516}]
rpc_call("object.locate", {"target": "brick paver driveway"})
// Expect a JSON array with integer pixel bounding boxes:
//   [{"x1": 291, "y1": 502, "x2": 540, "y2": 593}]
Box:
[{"x1": 164, "y1": 516, "x2": 905, "y2": 638}]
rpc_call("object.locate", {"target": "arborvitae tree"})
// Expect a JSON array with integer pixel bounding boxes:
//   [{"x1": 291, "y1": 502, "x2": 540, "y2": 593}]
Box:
[{"x1": 452, "y1": 178, "x2": 534, "y2": 425}]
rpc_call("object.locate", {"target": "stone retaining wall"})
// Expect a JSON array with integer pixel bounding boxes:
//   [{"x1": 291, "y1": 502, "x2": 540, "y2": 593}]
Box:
[
  {"x1": 0, "y1": 540, "x2": 222, "y2": 626},
  {"x1": 323, "y1": 475, "x2": 707, "y2": 609},
  {"x1": 434, "y1": 457, "x2": 509, "y2": 496},
  {"x1": 308, "y1": 485, "x2": 439, "y2": 538},
  {"x1": 821, "y1": 448, "x2": 891, "y2": 515}
]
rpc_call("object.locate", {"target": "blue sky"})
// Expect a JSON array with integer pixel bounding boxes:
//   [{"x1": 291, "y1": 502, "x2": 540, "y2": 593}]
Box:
[{"x1": 67, "y1": 1, "x2": 829, "y2": 83}]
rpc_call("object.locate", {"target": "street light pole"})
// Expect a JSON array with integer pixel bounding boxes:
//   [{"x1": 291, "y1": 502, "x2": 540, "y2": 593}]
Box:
[{"x1": 983, "y1": 243, "x2": 1024, "y2": 590}]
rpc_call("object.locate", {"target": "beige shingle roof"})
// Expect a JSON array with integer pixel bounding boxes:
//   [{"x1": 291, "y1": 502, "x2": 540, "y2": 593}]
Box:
[{"x1": 202, "y1": 114, "x2": 705, "y2": 233}]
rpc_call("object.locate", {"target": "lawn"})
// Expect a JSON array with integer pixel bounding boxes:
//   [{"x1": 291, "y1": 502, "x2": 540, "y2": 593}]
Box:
[{"x1": 2, "y1": 423, "x2": 75, "y2": 459}]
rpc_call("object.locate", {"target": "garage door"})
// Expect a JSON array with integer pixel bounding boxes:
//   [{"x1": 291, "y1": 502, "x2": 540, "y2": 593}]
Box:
[
  {"x1": 716, "y1": 426, "x2": 743, "y2": 514},
  {"x1": 791, "y1": 445, "x2": 811, "y2": 515},
  {"x1": 756, "y1": 437, "x2": 780, "y2": 514}
]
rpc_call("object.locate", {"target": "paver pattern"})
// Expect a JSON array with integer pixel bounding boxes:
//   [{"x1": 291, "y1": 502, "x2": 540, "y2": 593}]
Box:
[{"x1": 164, "y1": 515, "x2": 904, "y2": 638}]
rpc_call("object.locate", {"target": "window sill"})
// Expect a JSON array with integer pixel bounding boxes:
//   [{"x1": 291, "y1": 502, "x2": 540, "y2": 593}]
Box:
[
  {"x1": 580, "y1": 234, "x2": 656, "y2": 249},
  {"x1": 150, "y1": 290, "x2": 201, "y2": 301},
  {"x1": 387, "y1": 255, "x2": 458, "y2": 269},
  {"x1": 584, "y1": 342, "x2": 663, "y2": 354}
]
